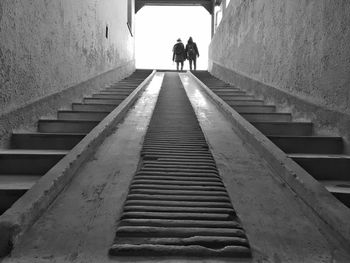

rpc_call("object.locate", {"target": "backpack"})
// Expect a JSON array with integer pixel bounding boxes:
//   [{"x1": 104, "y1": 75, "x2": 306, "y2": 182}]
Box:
[
  {"x1": 174, "y1": 43, "x2": 184, "y2": 55},
  {"x1": 187, "y1": 43, "x2": 196, "y2": 59}
]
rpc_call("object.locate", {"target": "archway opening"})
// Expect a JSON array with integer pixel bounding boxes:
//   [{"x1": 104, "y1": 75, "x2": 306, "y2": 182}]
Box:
[{"x1": 135, "y1": 6, "x2": 211, "y2": 70}]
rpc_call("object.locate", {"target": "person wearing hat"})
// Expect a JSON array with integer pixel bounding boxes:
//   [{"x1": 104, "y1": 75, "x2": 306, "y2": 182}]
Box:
[{"x1": 172, "y1": 38, "x2": 186, "y2": 71}]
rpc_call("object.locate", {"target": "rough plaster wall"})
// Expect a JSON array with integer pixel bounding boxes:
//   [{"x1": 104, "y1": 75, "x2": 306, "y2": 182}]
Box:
[
  {"x1": 0, "y1": 0, "x2": 134, "y2": 116},
  {"x1": 209, "y1": 0, "x2": 350, "y2": 115}
]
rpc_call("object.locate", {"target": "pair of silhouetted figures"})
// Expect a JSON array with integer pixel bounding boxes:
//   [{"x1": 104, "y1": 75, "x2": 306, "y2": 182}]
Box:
[{"x1": 172, "y1": 37, "x2": 199, "y2": 71}]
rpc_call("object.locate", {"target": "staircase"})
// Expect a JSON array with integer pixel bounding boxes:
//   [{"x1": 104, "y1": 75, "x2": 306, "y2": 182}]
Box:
[
  {"x1": 0, "y1": 70, "x2": 152, "y2": 215},
  {"x1": 193, "y1": 71, "x2": 350, "y2": 208}
]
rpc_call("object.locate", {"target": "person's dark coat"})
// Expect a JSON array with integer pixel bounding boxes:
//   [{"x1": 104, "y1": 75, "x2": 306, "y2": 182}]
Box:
[
  {"x1": 185, "y1": 38, "x2": 199, "y2": 60},
  {"x1": 172, "y1": 42, "x2": 186, "y2": 62}
]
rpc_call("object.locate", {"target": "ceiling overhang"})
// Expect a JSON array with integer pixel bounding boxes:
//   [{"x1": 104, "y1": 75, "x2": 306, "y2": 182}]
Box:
[{"x1": 135, "y1": 0, "x2": 222, "y2": 14}]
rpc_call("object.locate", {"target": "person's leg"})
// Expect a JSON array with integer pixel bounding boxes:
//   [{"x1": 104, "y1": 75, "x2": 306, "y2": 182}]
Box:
[
  {"x1": 189, "y1": 60, "x2": 193, "y2": 70},
  {"x1": 193, "y1": 58, "x2": 197, "y2": 71},
  {"x1": 176, "y1": 62, "x2": 179, "y2": 71},
  {"x1": 180, "y1": 61, "x2": 184, "y2": 71}
]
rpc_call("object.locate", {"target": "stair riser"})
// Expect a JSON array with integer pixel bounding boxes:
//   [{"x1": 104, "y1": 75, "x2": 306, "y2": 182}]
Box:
[
  {"x1": 0, "y1": 190, "x2": 27, "y2": 215},
  {"x1": 242, "y1": 114, "x2": 291, "y2": 122},
  {"x1": 210, "y1": 88, "x2": 240, "y2": 92},
  {"x1": 228, "y1": 101, "x2": 265, "y2": 106},
  {"x1": 270, "y1": 138, "x2": 343, "y2": 154},
  {"x1": 331, "y1": 192, "x2": 350, "y2": 208},
  {"x1": 99, "y1": 90, "x2": 133, "y2": 94},
  {"x1": 38, "y1": 121, "x2": 98, "y2": 133},
  {"x1": 103, "y1": 89, "x2": 135, "y2": 93},
  {"x1": 108, "y1": 84, "x2": 138, "y2": 88},
  {"x1": 252, "y1": 123, "x2": 313, "y2": 136},
  {"x1": 83, "y1": 98, "x2": 123, "y2": 105},
  {"x1": 0, "y1": 155, "x2": 64, "y2": 174},
  {"x1": 57, "y1": 112, "x2": 108, "y2": 121},
  {"x1": 218, "y1": 96, "x2": 255, "y2": 100},
  {"x1": 233, "y1": 106, "x2": 276, "y2": 113},
  {"x1": 72, "y1": 104, "x2": 115, "y2": 112},
  {"x1": 205, "y1": 85, "x2": 233, "y2": 88},
  {"x1": 214, "y1": 92, "x2": 246, "y2": 96},
  {"x1": 292, "y1": 157, "x2": 350, "y2": 180},
  {"x1": 92, "y1": 94, "x2": 128, "y2": 99},
  {"x1": 11, "y1": 134, "x2": 85, "y2": 150},
  {"x1": 102, "y1": 89, "x2": 134, "y2": 93}
]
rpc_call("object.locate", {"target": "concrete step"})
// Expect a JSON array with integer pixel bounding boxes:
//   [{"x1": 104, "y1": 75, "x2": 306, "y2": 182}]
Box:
[
  {"x1": 232, "y1": 105, "x2": 276, "y2": 113},
  {"x1": 102, "y1": 88, "x2": 135, "y2": 92},
  {"x1": 83, "y1": 98, "x2": 123, "y2": 105},
  {"x1": 38, "y1": 119, "x2": 99, "y2": 133},
  {"x1": 289, "y1": 154, "x2": 350, "y2": 181},
  {"x1": 91, "y1": 94, "x2": 129, "y2": 99},
  {"x1": 320, "y1": 180, "x2": 350, "y2": 208},
  {"x1": 119, "y1": 218, "x2": 240, "y2": 228},
  {"x1": 72, "y1": 103, "x2": 116, "y2": 112},
  {"x1": 227, "y1": 100, "x2": 265, "y2": 106},
  {"x1": 57, "y1": 110, "x2": 109, "y2": 121},
  {"x1": 0, "y1": 150, "x2": 67, "y2": 175},
  {"x1": 241, "y1": 113, "x2": 292, "y2": 122},
  {"x1": 103, "y1": 87, "x2": 136, "y2": 92},
  {"x1": 0, "y1": 175, "x2": 41, "y2": 214},
  {"x1": 115, "y1": 226, "x2": 245, "y2": 238},
  {"x1": 11, "y1": 132, "x2": 86, "y2": 150},
  {"x1": 217, "y1": 95, "x2": 255, "y2": 100},
  {"x1": 0, "y1": 175, "x2": 40, "y2": 190},
  {"x1": 268, "y1": 136, "x2": 343, "y2": 154},
  {"x1": 109, "y1": 83, "x2": 139, "y2": 87},
  {"x1": 205, "y1": 84, "x2": 233, "y2": 88},
  {"x1": 211, "y1": 88, "x2": 240, "y2": 92},
  {"x1": 251, "y1": 122, "x2": 313, "y2": 136},
  {"x1": 214, "y1": 91, "x2": 246, "y2": 95},
  {"x1": 99, "y1": 90, "x2": 133, "y2": 94}
]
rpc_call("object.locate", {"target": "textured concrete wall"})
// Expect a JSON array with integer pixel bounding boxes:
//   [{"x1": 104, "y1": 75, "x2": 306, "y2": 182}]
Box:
[
  {"x1": 0, "y1": 0, "x2": 134, "y2": 135},
  {"x1": 209, "y1": 0, "x2": 350, "y2": 116}
]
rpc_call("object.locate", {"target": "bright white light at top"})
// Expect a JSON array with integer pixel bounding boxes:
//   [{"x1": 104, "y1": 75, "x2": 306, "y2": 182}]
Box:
[{"x1": 135, "y1": 6, "x2": 211, "y2": 70}]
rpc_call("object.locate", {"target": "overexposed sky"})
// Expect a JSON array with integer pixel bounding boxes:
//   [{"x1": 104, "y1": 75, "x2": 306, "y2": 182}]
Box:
[{"x1": 135, "y1": 6, "x2": 211, "y2": 70}]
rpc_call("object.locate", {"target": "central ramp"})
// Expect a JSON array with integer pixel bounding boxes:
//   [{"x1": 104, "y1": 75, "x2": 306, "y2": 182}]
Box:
[{"x1": 109, "y1": 73, "x2": 251, "y2": 258}]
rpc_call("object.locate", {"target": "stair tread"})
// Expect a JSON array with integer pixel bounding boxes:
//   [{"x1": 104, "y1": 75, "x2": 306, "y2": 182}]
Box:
[
  {"x1": 289, "y1": 153, "x2": 350, "y2": 159},
  {"x1": 39, "y1": 119, "x2": 99, "y2": 123},
  {"x1": 319, "y1": 180, "x2": 350, "y2": 194},
  {"x1": 58, "y1": 110, "x2": 110, "y2": 114},
  {"x1": 241, "y1": 113, "x2": 290, "y2": 115},
  {"x1": 0, "y1": 175, "x2": 41, "y2": 190},
  {"x1": 0, "y1": 149, "x2": 69, "y2": 155},
  {"x1": 72, "y1": 102, "x2": 115, "y2": 106},
  {"x1": 268, "y1": 135, "x2": 342, "y2": 139},
  {"x1": 12, "y1": 132, "x2": 87, "y2": 136},
  {"x1": 251, "y1": 121, "x2": 311, "y2": 124}
]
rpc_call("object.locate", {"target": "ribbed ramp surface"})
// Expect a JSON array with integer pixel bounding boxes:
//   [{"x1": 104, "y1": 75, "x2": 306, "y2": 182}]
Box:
[{"x1": 109, "y1": 73, "x2": 251, "y2": 258}]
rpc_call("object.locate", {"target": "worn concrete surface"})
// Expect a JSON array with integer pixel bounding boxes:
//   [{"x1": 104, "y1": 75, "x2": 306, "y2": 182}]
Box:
[
  {"x1": 180, "y1": 73, "x2": 350, "y2": 262},
  {"x1": 0, "y1": 0, "x2": 135, "y2": 146},
  {"x1": 209, "y1": 0, "x2": 350, "y2": 150},
  {"x1": 2, "y1": 73, "x2": 164, "y2": 263}
]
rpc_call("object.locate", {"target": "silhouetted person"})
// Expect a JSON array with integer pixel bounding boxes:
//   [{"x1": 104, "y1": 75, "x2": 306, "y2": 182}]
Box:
[
  {"x1": 185, "y1": 37, "x2": 199, "y2": 71},
  {"x1": 172, "y1": 38, "x2": 186, "y2": 71}
]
